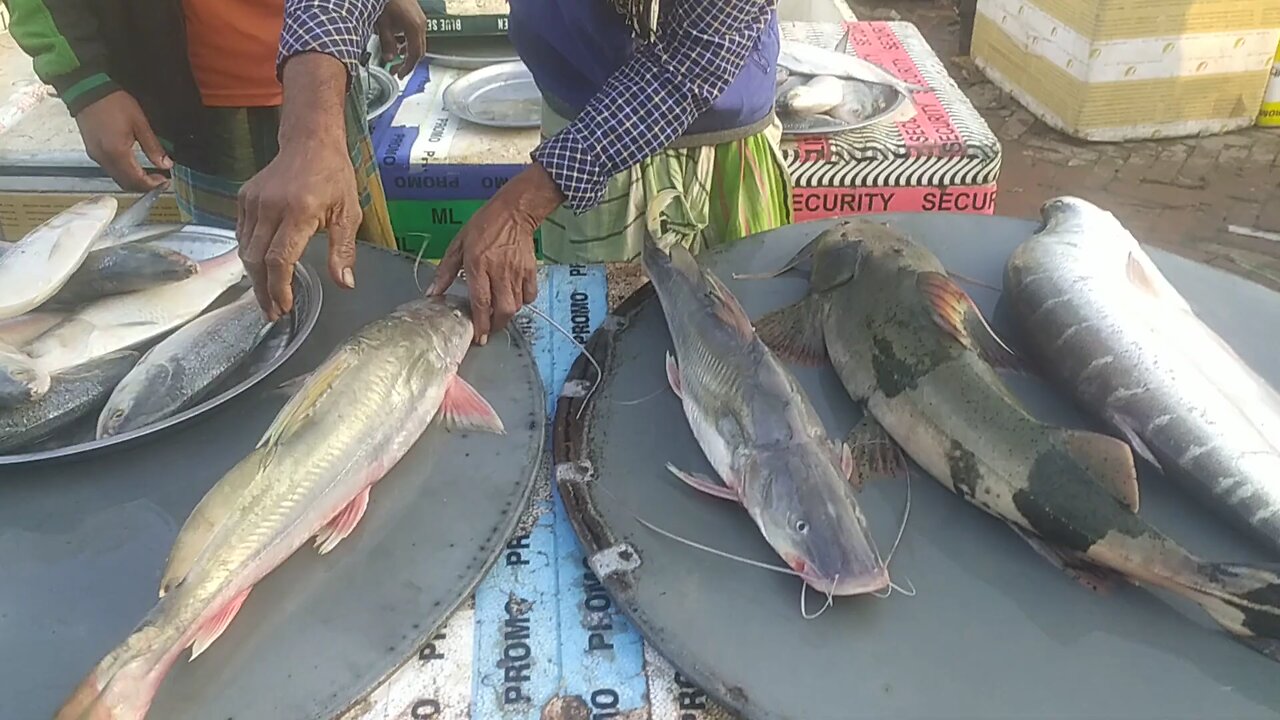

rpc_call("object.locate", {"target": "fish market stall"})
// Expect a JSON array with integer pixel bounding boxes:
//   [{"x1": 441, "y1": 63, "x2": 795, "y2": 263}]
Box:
[
  {"x1": 0, "y1": 237, "x2": 547, "y2": 719},
  {"x1": 553, "y1": 213, "x2": 1280, "y2": 720}
]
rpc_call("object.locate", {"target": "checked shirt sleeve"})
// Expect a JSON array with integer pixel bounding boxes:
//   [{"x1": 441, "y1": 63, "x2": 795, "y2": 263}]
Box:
[
  {"x1": 532, "y1": 0, "x2": 774, "y2": 213},
  {"x1": 277, "y1": 0, "x2": 388, "y2": 80}
]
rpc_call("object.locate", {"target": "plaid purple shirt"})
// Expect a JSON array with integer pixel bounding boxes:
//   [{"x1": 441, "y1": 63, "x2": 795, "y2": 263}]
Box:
[{"x1": 279, "y1": 0, "x2": 772, "y2": 214}]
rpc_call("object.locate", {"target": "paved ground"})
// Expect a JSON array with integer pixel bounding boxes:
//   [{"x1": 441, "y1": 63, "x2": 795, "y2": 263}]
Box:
[{"x1": 606, "y1": 0, "x2": 1280, "y2": 304}]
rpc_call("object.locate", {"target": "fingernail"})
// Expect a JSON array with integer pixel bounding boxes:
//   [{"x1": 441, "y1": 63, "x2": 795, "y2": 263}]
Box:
[
  {"x1": 478, "y1": 334, "x2": 488, "y2": 346},
  {"x1": 341, "y1": 267, "x2": 355, "y2": 288}
]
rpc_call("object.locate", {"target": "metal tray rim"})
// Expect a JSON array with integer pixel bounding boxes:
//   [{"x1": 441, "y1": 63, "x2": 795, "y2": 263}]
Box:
[{"x1": 0, "y1": 226, "x2": 323, "y2": 466}]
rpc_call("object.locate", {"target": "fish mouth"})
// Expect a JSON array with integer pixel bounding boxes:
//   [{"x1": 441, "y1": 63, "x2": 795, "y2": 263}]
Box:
[{"x1": 789, "y1": 556, "x2": 890, "y2": 597}]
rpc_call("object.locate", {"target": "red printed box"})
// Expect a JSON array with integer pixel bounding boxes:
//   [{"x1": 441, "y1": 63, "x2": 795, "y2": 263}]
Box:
[{"x1": 779, "y1": 21, "x2": 1002, "y2": 221}]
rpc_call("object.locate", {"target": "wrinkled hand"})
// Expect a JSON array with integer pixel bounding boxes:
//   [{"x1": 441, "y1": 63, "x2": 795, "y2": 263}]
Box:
[
  {"x1": 429, "y1": 164, "x2": 565, "y2": 344},
  {"x1": 237, "y1": 53, "x2": 360, "y2": 321},
  {"x1": 76, "y1": 90, "x2": 172, "y2": 191},
  {"x1": 376, "y1": 0, "x2": 427, "y2": 78}
]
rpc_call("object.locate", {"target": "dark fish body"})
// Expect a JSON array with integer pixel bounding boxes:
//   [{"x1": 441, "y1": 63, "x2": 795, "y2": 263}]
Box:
[
  {"x1": 1005, "y1": 197, "x2": 1280, "y2": 554},
  {"x1": 641, "y1": 215, "x2": 888, "y2": 597},
  {"x1": 49, "y1": 244, "x2": 199, "y2": 307},
  {"x1": 758, "y1": 218, "x2": 1280, "y2": 659},
  {"x1": 0, "y1": 351, "x2": 138, "y2": 453},
  {"x1": 98, "y1": 290, "x2": 273, "y2": 437},
  {"x1": 0, "y1": 341, "x2": 49, "y2": 409}
]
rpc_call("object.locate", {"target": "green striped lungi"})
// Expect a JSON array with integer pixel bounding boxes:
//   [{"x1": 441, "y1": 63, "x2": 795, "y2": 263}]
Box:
[
  {"x1": 171, "y1": 71, "x2": 396, "y2": 250},
  {"x1": 537, "y1": 102, "x2": 794, "y2": 264}
]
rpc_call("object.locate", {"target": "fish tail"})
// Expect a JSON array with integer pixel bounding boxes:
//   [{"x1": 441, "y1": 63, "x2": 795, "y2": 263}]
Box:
[
  {"x1": 54, "y1": 624, "x2": 183, "y2": 720},
  {"x1": 1170, "y1": 561, "x2": 1280, "y2": 661}
]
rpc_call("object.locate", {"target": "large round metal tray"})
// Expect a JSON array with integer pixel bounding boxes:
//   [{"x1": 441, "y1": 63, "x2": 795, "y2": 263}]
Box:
[
  {"x1": 0, "y1": 225, "x2": 321, "y2": 466},
  {"x1": 553, "y1": 214, "x2": 1280, "y2": 720},
  {"x1": 441, "y1": 61, "x2": 540, "y2": 129}
]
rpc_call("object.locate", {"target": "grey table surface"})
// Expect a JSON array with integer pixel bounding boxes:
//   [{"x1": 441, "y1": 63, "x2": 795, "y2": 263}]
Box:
[
  {"x1": 0, "y1": 242, "x2": 546, "y2": 720},
  {"x1": 557, "y1": 214, "x2": 1280, "y2": 720}
]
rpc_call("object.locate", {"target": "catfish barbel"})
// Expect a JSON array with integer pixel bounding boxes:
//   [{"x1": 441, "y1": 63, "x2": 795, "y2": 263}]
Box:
[
  {"x1": 642, "y1": 195, "x2": 893, "y2": 598},
  {"x1": 757, "y1": 218, "x2": 1280, "y2": 660},
  {"x1": 54, "y1": 294, "x2": 505, "y2": 720},
  {"x1": 1005, "y1": 196, "x2": 1280, "y2": 554}
]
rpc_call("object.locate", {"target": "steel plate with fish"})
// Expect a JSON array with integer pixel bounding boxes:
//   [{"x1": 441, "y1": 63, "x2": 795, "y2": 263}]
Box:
[
  {"x1": 0, "y1": 226, "x2": 321, "y2": 466},
  {"x1": 441, "y1": 61, "x2": 541, "y2": 129},
  {"x1": 776, "y1": 72, "x2": 907, "y2": 136},
  {"x1": 362, "y1": 64, "x2": 399, "y2": 123}
]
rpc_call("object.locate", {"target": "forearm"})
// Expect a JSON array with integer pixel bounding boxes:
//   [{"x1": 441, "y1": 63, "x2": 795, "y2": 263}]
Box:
[
  {"x1": 532, "y1": 0, "x2": 772, "y2": 213},
  {"x1": 6, "y1": 0, "x2": 117, "y2": 114},
  {"x1": 277, "y1": 0, "x2": 389, "y2": 83},
  {"x1": 278, "y1": 53, "x2": 348, "y2": 151}
]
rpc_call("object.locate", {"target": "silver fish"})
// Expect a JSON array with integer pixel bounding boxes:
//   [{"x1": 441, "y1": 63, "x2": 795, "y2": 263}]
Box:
[
  {"x1": 0, "y1": 196, "x2": 118, "y2": 320},
  {"x1": 49, "y1": 244, "x2": 200, "y2": 307},
  {"x1": 0, "y1": 351, "x2": 138, "y2": 453},
  {"x1": 640, "y1": 193, "x2": 891, "y2": 597},
  {"x1": 777, "y1": 74, "x2": 844, "y2": 115},
  {"x1": 1006, "y1": 196, "x2": 1280, "y2": 553},
  {"x1": 0, "y1": 341, "x2": 50, "y2": 409},
  {"x1": 0, "y1": 310, "x2": 65, "y2": 347},
  {"x1": 778, "y1": 39, "x2": 928, "y2": 96},
  {"x1": 93, "y1": 184, "x2": 169, "y2": 250},
  {"x1": 98, "y1": 289, "x2": 274, "y2": 438},
  {"x1": 53, "y1": 295, "x2": 503, "y2": 720},
  {"x1": 24, "y1": 250, "x2": 245, "y2": 374}
]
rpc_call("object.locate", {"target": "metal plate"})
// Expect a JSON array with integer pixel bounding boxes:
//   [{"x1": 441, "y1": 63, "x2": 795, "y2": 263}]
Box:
[
  {"x1": 441, "y1": 61, "x2": 540, "y2": 129},
  {"x1": 424, "y1": 35, "x2": 520, "y2": 70},
  {"x1": 363, "y1": 64, "x2": 400, "y2": 123},
  {"x1": 0, "y1": 225, "x2": 321, "y2": 466},
  {"x1": 553, "y1": 215, "x2": 1280, "y2": 720},
  {"x1": 0, "y1": 241, "x2": 546, "y2": 720},
  {"x1": 777, "y1": 72, "x2": 907, "y2": 136}
]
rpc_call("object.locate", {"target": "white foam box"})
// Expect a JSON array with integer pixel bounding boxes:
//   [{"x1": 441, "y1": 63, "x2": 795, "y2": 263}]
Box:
[
  {"x1": 972, "y1": 0, "x2": 1280, "y2": 141},
  {"x1": 780, "y1": 21, "x2": 1002, "y2": 221}
]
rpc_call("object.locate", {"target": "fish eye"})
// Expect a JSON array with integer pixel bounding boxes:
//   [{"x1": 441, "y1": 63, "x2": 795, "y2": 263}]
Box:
[
  {"x1": 795, "y1": 520, "x2": 809, "y2": 534},
  {"x1": 111, "y1": 409, "x2": 125, "y2": 420}
]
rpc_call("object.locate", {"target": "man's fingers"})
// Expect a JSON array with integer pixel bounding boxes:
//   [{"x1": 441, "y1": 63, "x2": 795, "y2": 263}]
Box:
[
  {"x1": 133, "y1": 116, "x2": 173, "y2": 171},
  {"x1": 99, "y1": 147, "x2": 155, "y2": 193},
  {"x1": 327, "y1": 205, "x2": 358, "y2": 289},
  {"x1": 490, "y1": 281, "x2": 518, "y2": 338},
  {"x1": 522, "y1": 269, "x2": 538, "y2": 304},
  {"x1": 242, "y1": 197, "x2": 281, "y2": 318},
  {"x1": 428, "y1": 239, "x2": 463, "y2": 296},
  {"x1": 469, "y1": 267, "x2": 493, "y2": 344},
  {"x1": 377, "y1": 27, "x2": 399, "y2": 63},
  {"x1": 265, "y1": 215, "x2": 318, "y2": 318},
  {"x1": 401, "y1": 25, "x2": 426, "y2": 78}
]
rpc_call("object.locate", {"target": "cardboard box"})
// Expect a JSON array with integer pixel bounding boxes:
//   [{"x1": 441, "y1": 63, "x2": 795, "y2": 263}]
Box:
[
  {"x1": 779, "y1": 21, "x2": 1002, "y2": 220},
  {"x1": 972, "y1": 0, "x2": 1280, "y2": 140},
  {"x1": 373, "y1": 62, "x2": 543, "y2": 258},
  {"x1": 0, "y1": 189, "x2": 181, "y2": 242},
  {"x1": 422, "y1": 0, "x2": 508, "y2": 36}
]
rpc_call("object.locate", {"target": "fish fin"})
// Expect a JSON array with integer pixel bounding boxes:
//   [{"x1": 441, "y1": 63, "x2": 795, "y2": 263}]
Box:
[
  {"x1": 916, "y1": 271, "x2": 1023, "y2": 371},
  {"x1": 1059, "y1": 429, "x2": 1140, "y2": 513},
  {"x1": 755, "y1": 296, "x2": 828, "y2": 366},
  {"x1": 665, "y1": 462, "x2": 738, "y2": 502},
  {"x1": 702, "y1": 270, "x2": 756, "y2": 343},
  {"x1": 271, "y1": 372, "x2": 311, "y2": 396},
  {"x1": 1170, "y1": 561, "x2": 1280, "y2": 658},
  {"x1": 256, "y1": 349, "x2": 357, "y2": 450},
  {"x1": 314, "y1": 486, "x2": 372, "y2": 555},
  {"x1": 833, "y1": 28, "x2": 851, "y2": 54},
  {"x1": 188, "y1": 587, "x2": 251, "y2": 661},
  {"x1": 1007, "y1": 524, "x2": 1116, "y2": 594},
  {"x1": 844, "y1": 415, "x2": 908, "y2": 490},
  {"x1": 438, "y1": 374, "x2": 506, "y2": 434},
  {"x1": 159, "y1": 461, "x2": 259, "y2": 598},
  {"x1": 665, "y1": 351, "x2": 682, "y2": 398},
  {"x1": 1104, "y1": 411, "x2": 1163, "y2": 471},
  {"x1": 1124, "y1": 251, "x2": 1185, "y2": 308}
]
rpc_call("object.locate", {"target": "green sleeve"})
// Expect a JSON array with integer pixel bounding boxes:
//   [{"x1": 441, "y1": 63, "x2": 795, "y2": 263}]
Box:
[{"x1": 3, "y1": 0, "x2": 121, "y2": 115}]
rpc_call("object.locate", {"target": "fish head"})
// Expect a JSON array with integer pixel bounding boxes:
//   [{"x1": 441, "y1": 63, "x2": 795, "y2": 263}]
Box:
[
  {"x1": 394, "y1": 294, "x2": 476, "y2": 354},
  {"x1": 748, "y1": 446, "x2": 889, "y2": 596},
  {"x1": 1038, "y1": 196, "x2": 1115, "y2": 234},
  {"x1": 120, "y1": 245, "x2": 200, "y2": 282},
  {"x1": 804, "y1": 218, "x2": 915, "y2": 292},
  {"x1": 97, "y1": 361, "x2": 174, "y2": 438},
  {"x1": 0, "y1": 347, "x2": 50, "y2": 406}
]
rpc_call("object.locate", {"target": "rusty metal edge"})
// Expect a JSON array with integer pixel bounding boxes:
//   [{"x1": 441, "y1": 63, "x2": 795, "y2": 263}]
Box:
[{"x1": 551, "y1": 279, "x2": 770, "y2": 720}]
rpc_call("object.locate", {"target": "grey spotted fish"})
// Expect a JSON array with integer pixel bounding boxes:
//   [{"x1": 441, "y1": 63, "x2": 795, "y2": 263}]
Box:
[
  {"x1": 54, "y1": 294, "x2": 504, "y2": 720},
  {"x1": 97, "y1": 289, "x2": 274, "y2": 438},
  {"x1": 49, "y1": 244, "x2": 200, "y2": 307},
  {"x1": 641, "y1": 192, "x2": 892, "y2": 597},
  {"x1": 757, "y1": 218, "x2": 1280, "y2": 661},
  {"x1": 1005, "y1": 196, "x2": 1280, "y2": 554},
  {"x1": 0, "y1": 351, "x2": 138, "y2": 453},
  {"x1": 0, "y1": 341, "x2": 49, "y2": 409}
]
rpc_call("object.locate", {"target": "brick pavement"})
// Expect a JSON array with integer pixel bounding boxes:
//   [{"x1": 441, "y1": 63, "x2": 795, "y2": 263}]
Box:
[{"x1": 602, "y1": 0, "x2": 1280, "y2": 305}]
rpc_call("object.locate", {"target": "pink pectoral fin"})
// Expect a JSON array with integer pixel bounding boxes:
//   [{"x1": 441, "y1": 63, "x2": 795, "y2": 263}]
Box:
[
  {"x1": 189, "y1": 587, "x2": 252, "y2": 661},
  {"x1": 314, "y1": 486, "x2": 371, "y2": 556},
  {"x1": 665, "y1": 462, "x2": 739, "y2": 502},
  {"x1": 439, "y1": 374, "x2": 506, "y2": 434}
]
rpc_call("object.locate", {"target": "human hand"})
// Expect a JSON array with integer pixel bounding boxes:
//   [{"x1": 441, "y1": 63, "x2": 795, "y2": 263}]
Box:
[
  {"x1": 237, "y1": 53, "x2": 360, "y2": 321},
  {"x1": 75, "y1": 91, "x2": 172, "y2": 191},
  {"x1": 429, "y1": 164, "x2": 565, "y2": 344},
  {"x1": 375, "y1": 0, "x2": 427, "y2": 78}
]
